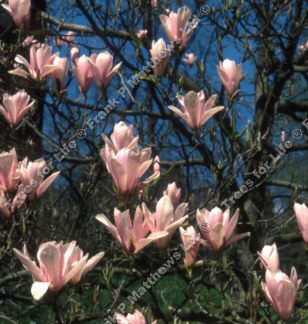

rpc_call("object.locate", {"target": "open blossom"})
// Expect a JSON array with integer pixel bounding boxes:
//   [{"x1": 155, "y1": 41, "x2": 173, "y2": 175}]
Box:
[
  {"x1": 150, "y1": 38, "x2": 170, "y2": 76},
  {"x1": 168, "y1": 91, "x2": 224, "y2": 129},
  {"x1": 89, "y1": 52, "x2": 122, "y2": 89},
  {"x1": 9, "y1": 44, "x2": 58, "y2": 81},
  {"x1": 142, "y1": 196, "x2": 188, "y2": 248},
  {"x1": 183, "y1": 53, "x2": 196, "y2": 65},
  {"x1": 101, "y1": 147, "x2": 159, "y2": 196},
  {"x1": 101, "y1": 122, "x2": 159, "y2": 196},
  {"x1": 196, "y1": 207, "x2": 249, "y2": 251},
  {"x1": 217, "y1": 59, "x2": 243, "y2": 96},
  {"x1": 50, "y1": 56, "x2": 68, "y2": 90},
  {"x1": 0, "y1": 148, "x2": 19, "y2": 192},
  {"x1": 294, "y1": 202, "x2": 308, "y2": 242},
  {"x1": 180, "y1": 226, "x2": 201, "y2": 267},
  {"x1": 0, "y1": 90, "x2": 35, "y2": 125},
  {"x1": 136, "y1": 29, "x2": 147, "y2": 40},
  {"x1": 2, "y1": 0, "x2": 31, "y2": 27},
  {"x1": 0, "y1": 151, "x2": 61, "y2": 217},
  {"x1": 159, "y1": 6, "x2": 198, "y2": 48},
  {"x1": 13, "y1": 241, "x2": 104, "y2": 300},
  {"x1": 72, "y1": 54, "x2": 95, "y2": 93},
  {"x1": 96, "y1": 207, "x2": 168, "y2": 255},
  {"x1": 116, "y1": 310, "x2": 156, "y2": 324},
  {"x1": 262, "y1": 268, "x2": 301, "y2": 320},
  {"x1": 17, "y1": 159, "x2": 60, "y2": 200},
  {"x1": 258, "y1": 243, "x2": 280, "y2": 273}
]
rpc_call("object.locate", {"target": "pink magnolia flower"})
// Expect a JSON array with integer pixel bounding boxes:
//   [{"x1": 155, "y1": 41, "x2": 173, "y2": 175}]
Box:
[
  {"x1": 136, "y1": 29, "x2": 148, "y2": 40},
  {"x1": 168, "y1": 91, "x2": 224, "y2": 129},
  {"x1": 101, "y1": 122, "x2": 160, "y2": 195},
  {"x1": 2, "y1": 0, "x2": 31, "y2": 27},
  {"x1": 72, "y1": 54, "x2": 95, "y2": 93},
  {"x1": 116, "y1": 310, "x2": 155, "y2": 324},
  {"x1": 101, "y1": 122, "x2": 159, "y2": 195},
  {"x1": 101, "y1": 146, "x2": 160, "y2": 196},
  {"x1": 258, "y1": 243, "x2": 280, "y2": 273},
  {"x1": 9, "y1": 44, "x2": 58, "y2": 81},
  {"x1": 102, "y1": 121, "x2": 138, "y2": 153},
  {"x1": 89, "y1": 52, "x2": 122, "y2": 89},
  {"x1": 142, "y1": 196, "x2": 188, "y2": 248},
  {"x1": 150, "y1": 38, "x2": 170, "y2": 76},
  {"x1": 16, "y1": 158, "x2": 60, "y2": 200},
  {"x1": 217, "y1": 59, "x2": 243, "y2": 96},
  {"x1": 180, "y1": 226, "x2": 201, "y2": 267},
  {"x1": 13, "y1": 241, "x2": 104, "y2": 300},
  {"x1": 96, "y1": 207, "x2": 168, "y2": 255},
  {"x1": 159, "y1": 6, "x2": 198, "y2": 48},
  {"x1": 50, "y1": 56, "x2": 68, "y2": 90},
  {"x1": 0, "y1": 90, "x2": 35, "y2": 125},
  {"x1": 0, "y1": 191, "x2": 11, "y2": 218},
  {"x1": 294, "y1": 202, "x2": 308, "y2": 243},
  {"x1": 183, "y1": 53, "x2": 196, "y2": 65},
  {"x1": 196, "y1": 207, "x2": 249, "y2": 251},
  {"x1": 262, "y1": 268, "x2": 301, "y2": 320},
  {"x1": 163, "y1": 182, "x2": 181, "y2": 209},
  {"x1": 0, "y1": 148, "x2": 19, "y2": 192}
]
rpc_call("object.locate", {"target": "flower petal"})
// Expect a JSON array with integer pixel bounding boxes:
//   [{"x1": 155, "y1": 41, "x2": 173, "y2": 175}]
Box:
[{"x1": 31, "y1": 281, "x2": 50, "y2": 300}]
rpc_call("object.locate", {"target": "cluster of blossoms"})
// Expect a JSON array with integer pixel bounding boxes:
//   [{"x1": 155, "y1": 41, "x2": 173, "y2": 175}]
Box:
[
  {"x1": 258, "y1": 243, "x2": 301, "y2": 319},
  {"x1": 0, "y1": 148, "x2": 60, "y2": 218},
  {"x1": 0, "y1": 4, "x2": 245, "y2": 131},
  {"x1": 71, "y1": 47, "x2": 122, "y2": 93},
  {"x1": 181, "y1": 206, "x2": 249, "y2": 267},
  {"x1": 0, "y1": 39, "x2": 122, "y2": 127},
  {"x1": 96, "y1": 181, "x2": 190, "y2": 255},
  {"x1": 98, "y1": 122, "x2": 250, "y2": 264},
  {"x1": 252, "y1": 203, "x2": 308, "y2": 320},
  {"x1": 9, "y1": 39, "x2": 122, "y2": 94}
]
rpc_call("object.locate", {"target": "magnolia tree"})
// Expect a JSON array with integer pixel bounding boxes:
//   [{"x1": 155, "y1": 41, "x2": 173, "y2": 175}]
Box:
[{"x1": 0, "y1": 0, "x2": 307, "y2": 323}]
